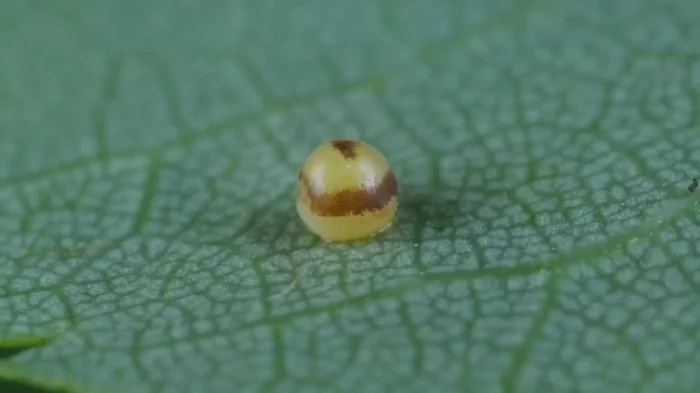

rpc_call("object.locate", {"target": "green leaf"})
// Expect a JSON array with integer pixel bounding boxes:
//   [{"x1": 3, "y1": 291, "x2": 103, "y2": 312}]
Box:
[{"x1": 2, "y1": 0, "x2": 700, "y2": 392}]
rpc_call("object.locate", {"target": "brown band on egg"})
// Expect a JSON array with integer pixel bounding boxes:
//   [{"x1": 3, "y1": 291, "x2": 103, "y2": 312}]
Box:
[
  {"x1": 300, "y1": 170, "x2": 398, "y2": 216},
  {"x1": 330, "y1": 139, "x2": 359, "y2": 159}
]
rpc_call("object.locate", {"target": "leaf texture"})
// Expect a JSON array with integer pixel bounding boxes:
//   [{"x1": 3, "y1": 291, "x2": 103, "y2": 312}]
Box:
[{"x1": 1, "y1": 0, "x2": 700, "y2": 392}]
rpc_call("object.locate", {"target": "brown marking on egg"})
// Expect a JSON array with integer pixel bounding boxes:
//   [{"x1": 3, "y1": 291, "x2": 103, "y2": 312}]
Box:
[
  {"x1": 299, "y1": 170, "x2": 398, "y2": 216},
  {"x1": 330, "y1": 139, "x2": 359, "y2": 159}
]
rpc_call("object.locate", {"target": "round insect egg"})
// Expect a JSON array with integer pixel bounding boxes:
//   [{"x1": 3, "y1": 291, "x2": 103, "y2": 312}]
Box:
[{"x1": 296, "y1": 139, "x2": 399, "y2": 243}]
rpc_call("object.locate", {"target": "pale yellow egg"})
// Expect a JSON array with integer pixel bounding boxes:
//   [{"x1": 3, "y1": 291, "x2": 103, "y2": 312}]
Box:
[{"x1": 296, "y1": 139, "x2": 399, "y2": 242}]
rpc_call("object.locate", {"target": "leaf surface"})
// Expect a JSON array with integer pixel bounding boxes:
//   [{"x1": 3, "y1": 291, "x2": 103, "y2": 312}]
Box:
[{"x1": 2, "y1": 0, "x2": 700, "y2": 392}]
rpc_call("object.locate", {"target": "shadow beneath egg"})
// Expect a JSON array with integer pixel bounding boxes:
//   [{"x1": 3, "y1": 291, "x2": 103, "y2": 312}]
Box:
[
  {"x1": 247, "y1": 188, "x2": 472, "y2": 245},
  {"x1": 390, "y1": 189, "x2": 466, "y2": 239},
  {"x1": 231, "y1": 202, "x2": 323, "y2": 248},
  {"x1": 388, "y1": 181, "x2": 518, "y2": 243},
  {"x1": 233, "y1": 184, "x2": 490, "y2": 247}
]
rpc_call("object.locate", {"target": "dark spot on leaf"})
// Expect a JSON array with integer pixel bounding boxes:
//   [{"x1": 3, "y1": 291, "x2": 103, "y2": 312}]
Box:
[{"x1": 689, "y1": 178, "x2": 698, "y2": 193}]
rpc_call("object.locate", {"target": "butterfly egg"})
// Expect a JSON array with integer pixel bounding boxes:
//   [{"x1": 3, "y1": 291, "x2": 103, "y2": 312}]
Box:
[{"x1": 296, "y1": 139, "x2": 399, "y2": 243}]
